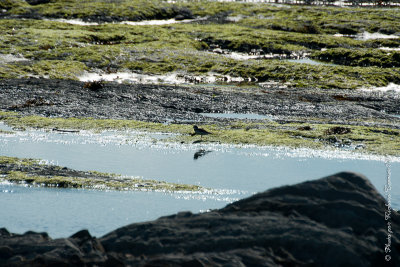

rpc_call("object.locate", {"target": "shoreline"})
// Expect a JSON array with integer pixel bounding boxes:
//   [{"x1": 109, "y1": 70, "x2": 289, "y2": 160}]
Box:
[{"x1": 0, "y1": 78, "x2": 399, "y2": 156}]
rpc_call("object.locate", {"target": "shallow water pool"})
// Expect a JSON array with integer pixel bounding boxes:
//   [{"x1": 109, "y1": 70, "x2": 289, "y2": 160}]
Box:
[
  {"x1": 0, "y1": 124, "x2": 398, "y2": 237},
  {"x1": 201, "y1": 112, "x2": 272, "y2": 120},
  {"x1": 0, "y1": 183, "x2": 231, "y2": 238}
]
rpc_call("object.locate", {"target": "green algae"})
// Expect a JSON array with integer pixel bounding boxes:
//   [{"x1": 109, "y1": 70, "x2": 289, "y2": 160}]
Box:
[
  {"x1": 234, "y1": 5, "x2": 400, "y2": 35},
  {"x1": 1, "y1": 5, "x2": 400, "y2": 89},
  {"x1": 0, "y1": 156, "x2": 40, "y2": 166},
  {"x1": 5, "y1": 0, "x2": 400, "y2": 36},
  {"x1": 2, "y1": 171, "x2": 203, "y2": 191},
  {"x1": 312, "y1": 48, "x2": 400, "y2": 68},
  {"x1": 5, "y1": 0, "x2": 183, "y2": 21},
  {"x1": 1, "y1": 112, "x2": 399, "y2": 156},
  {"x1": 0, "y1": 60, "x2": 88, "y2": 80},
  {"x1": 0, "y1": 156, "x2": 204, "y2": 192},
  {"x1": 0, "y1": 129, "x2": 14, "y2": 134},
  {"x1": 0, "y1": 111, "x2": 193, "y2": 134},
  {"x1": 0, "y1": 0, "x2": 29, "y2": 11}
]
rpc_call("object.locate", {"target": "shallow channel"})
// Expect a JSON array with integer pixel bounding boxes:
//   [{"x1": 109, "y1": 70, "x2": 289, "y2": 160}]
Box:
[{"x1": 1, "y1": 123, "x2": 399, "y2": 238}]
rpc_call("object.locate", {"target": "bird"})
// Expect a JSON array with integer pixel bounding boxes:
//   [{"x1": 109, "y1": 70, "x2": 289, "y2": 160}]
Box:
[{"x1": 192, "y1": 125, "x2": 211, "y2": 139}]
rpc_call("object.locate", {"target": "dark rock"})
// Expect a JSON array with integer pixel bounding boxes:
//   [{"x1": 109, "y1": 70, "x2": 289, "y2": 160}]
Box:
[
  {"x1": 0, "y1": 78, "x2": 399, "y2": 127},
  {"x1": 83, "y1": 80, "x2": 104, "y2": 91},
  {"x1": 297, "y1": 125, "x2": 312, "y2": 131},
  {"x1": 0, "y1": 172, "x2": 398, "y2": 266},
  {"x1": 326, "y1": 135, "x2": 339, "y2": 144},
  {"x1": 0, "y1": 246, "x2": 13, "y2": 259},
  {"x1": 70, "y1": 230, "x2": 92, "y2": 242},
  {"x1": 173, "y1": 7, "x2": 194, "y2": 20},
  {"x1": 0, "y1": 228, "x2": 11, "y2": 237},
  {"x1": 174, "y1": 14, "x2": 186, "y2": 21},
  {"x1": 25, "y1": 0, "x2": 51, "y2": 5},
  {"x1": 324, "y1": 126, "x2": 352, "y2": 135},
  {"x1": 324, "y1": 23, "x2": 359, "y2": 35}
]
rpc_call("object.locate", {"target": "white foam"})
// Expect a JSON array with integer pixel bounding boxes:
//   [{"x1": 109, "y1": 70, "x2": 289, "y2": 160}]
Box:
[
  {"x1": 333, "y1": 32, "x2": 400, "y2": 40},
  {"x1": 225, "y1": 15, "x2": 244, "y2": 22},
  {"x1": 78, "y1": 71, "x2": 184, "y2": 84},
  {"x1": 0, "y1": 54, "x2": 29, "y2": 63},
  {"x1": 47, "y1": 17, "x2": 202, "y2": 26},
  {"x1": 379, "y1": 47, "x2": 400, "y2": 51},
  {"x1": 361, "y1": 83, "x2": 400, "y2": 93},
  {"x1": 214, "y1": 49, "x2": 309, "y2": 61},
  {"x1": 46, "y1": 18, "x2": 100, "y2": 25},
  {"x1": 356, "y1": 32, "x2": 399, "y2": 40},
  {"x1": 259, "y1": 80, "x2": 289, "y2": 89},
  {"x1": 120, "y1": 18, "x2": 197, "y2": 26},
  {"x1": 334, "y1": 33, "x2": 357, "y2": 39},
  {"x1": 223, "y1": 51, "x2": 280, "y2": 60},
  {"x1": 77, "y1": 71, "x2": 247, "y2": 84}
]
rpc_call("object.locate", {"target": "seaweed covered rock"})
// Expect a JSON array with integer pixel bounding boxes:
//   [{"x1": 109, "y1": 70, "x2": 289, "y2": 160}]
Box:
[{"x1": 0, "y1": 172, "x2": 398, "y2": 266}]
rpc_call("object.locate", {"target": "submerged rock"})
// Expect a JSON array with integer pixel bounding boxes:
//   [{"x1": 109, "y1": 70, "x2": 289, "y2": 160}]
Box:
[{"x1": 0, "y1": 172, "x2": 398, "y2": 266}]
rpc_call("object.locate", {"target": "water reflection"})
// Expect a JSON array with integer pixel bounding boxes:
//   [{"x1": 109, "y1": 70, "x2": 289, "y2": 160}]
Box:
[{"x1": 193, "y1": 149, "x2": 212, "y2": 160}]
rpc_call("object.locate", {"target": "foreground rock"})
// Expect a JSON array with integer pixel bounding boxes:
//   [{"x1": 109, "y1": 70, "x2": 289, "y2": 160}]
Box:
[{"x1": 0, "y1": 172, "x2": 398, "y2": 266}]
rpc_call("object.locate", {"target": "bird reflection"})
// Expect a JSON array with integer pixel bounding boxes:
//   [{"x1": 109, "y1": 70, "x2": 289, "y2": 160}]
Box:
[{"x1": 193, "y1": 149, "x2": 212, "y2": 160}]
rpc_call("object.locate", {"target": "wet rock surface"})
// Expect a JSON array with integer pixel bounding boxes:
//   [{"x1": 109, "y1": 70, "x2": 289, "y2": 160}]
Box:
[
  {"x1": 0, "y1": 78, "x2": 399, "y2": 127},
  {"x1": 0, "y1": 172, "x2": 398, "y2": 266}
]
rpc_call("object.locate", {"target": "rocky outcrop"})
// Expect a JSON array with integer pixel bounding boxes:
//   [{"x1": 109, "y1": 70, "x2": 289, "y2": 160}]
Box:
[
  {"x1": 0, "y1": 172, "x2": 398, "y2": 266},
  {"x1": 1, "y1": 78, "x2": 399, "y2": 126}
]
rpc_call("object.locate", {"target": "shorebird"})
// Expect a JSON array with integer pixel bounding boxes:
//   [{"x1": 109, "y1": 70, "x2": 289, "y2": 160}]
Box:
[{"x1": 193, "y1": 125, "x2": 211, "y2": 139}]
